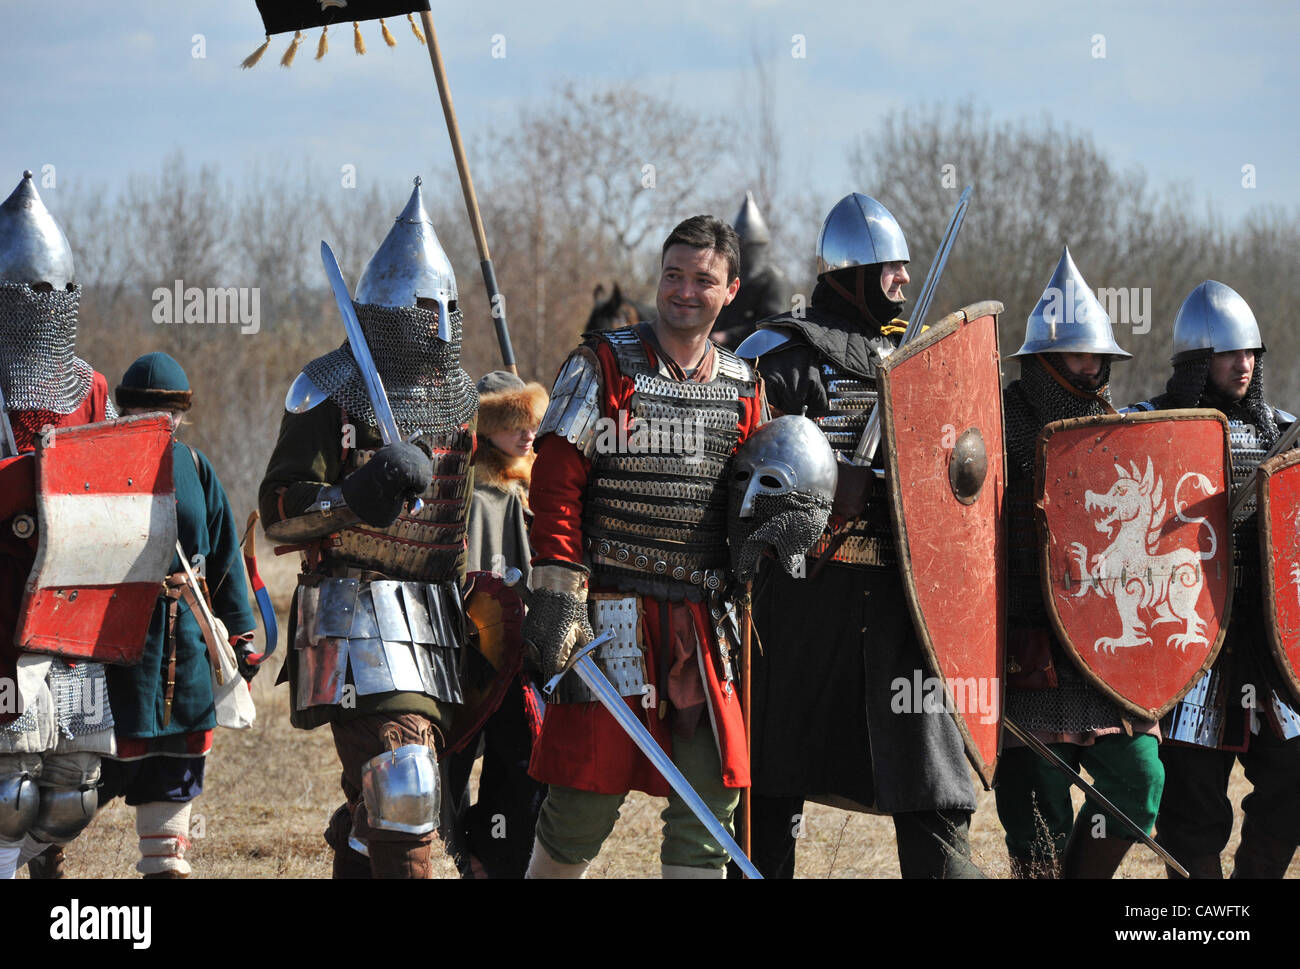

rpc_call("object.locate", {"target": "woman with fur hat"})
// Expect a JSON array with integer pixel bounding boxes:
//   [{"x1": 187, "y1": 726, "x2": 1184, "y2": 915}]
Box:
[
  {"x1": 442, "y1": 370, "x2": 548, "y2": 878},
  {"x1": 99, "y1": 351, "x2": 256, "y2": 877}
]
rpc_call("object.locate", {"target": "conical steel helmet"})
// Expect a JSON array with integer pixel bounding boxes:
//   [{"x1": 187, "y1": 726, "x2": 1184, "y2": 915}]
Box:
[
  {"x1": 355, "y1": 176, "x2": 457, "y2": 339},
  {"x1": 734, "y1": 191, "x2": 771, "y2": 247},
  {"x1": 0, "y1": 171, "x2": 75, "y2": 290},
  {"x1": 815, "y1": 193, "x2": 909, "y2": 277},
  {"x1": 1171, "y1": 280, "x2": 1262, "y2": 362},
  {"x1": 1010, "y1": 245, "x2": 1130, "y2": 359}
]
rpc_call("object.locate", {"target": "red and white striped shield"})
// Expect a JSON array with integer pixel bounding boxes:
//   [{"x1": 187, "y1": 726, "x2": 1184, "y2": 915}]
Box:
[{"x1": 16, "y1": 415, "x2": 178, "y2": 665}]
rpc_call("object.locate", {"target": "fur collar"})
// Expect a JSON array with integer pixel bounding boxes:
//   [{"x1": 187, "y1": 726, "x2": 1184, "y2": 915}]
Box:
[{"x1": 476, "y1": 440, "x2": 533, "y2": 496}]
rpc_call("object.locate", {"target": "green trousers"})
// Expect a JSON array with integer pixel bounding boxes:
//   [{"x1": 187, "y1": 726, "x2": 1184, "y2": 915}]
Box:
[
  {"x1": 535, "y1": 727, "x2": 739, "y2": 870},
  {"x1": 994, "y1": 733, "x2": 1164, "y2": 865}
]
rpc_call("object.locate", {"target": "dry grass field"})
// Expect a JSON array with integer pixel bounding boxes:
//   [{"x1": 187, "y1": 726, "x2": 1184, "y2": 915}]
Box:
[{"x1": 21, "y1": 551, "x2": 1299, "y2": 880}]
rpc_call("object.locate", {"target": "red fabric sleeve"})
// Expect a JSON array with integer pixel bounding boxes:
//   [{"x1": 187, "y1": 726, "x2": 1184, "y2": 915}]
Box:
[{"x1": 528, "y1": 342, "x2": 632, "y2": 565}]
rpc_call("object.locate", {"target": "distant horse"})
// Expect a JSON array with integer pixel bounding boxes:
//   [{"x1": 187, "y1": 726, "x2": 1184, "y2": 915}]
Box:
[{"x1": 584, "y1": 283, "x2": 654, "y2": 333}]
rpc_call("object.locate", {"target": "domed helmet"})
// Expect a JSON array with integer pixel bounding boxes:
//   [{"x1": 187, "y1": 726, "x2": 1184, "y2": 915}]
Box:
[
  {"x1": 815, "y1": 192, "x2": 909, "y2": 278},
  {"x1": 1171, "y1": 280, "x2": 1262, "y2": 362},
  {"x1": 728, "y1": 415, "x2": 837, "y2": 581}
]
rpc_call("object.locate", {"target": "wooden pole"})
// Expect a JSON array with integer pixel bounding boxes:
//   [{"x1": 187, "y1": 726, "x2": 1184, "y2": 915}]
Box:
[
  {"x1": 419, "y1": 9, "x2": 517, "y2": 374},
  {"x1": 740, "y1": 582, "x2": 753, "y2": 871}
]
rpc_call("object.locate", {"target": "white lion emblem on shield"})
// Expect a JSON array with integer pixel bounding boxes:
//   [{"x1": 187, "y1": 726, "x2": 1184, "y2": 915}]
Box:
[{"x1": 1068, "y1": 458, "x2": 1217, "y2": 653}]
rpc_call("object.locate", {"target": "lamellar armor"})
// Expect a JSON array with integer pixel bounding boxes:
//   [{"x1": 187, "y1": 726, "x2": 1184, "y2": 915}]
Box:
[{"x1": 537, "y1": 325, "x2": 759, "y2": 600}]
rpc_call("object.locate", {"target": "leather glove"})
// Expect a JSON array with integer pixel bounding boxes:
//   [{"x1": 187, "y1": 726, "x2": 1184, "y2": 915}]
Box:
[
  {"x1": 522, "y1": 563, "x2": 594, "y2": 682},
  {"x1": 340, "y1": 441, "x2": 432, "y2": 527}
]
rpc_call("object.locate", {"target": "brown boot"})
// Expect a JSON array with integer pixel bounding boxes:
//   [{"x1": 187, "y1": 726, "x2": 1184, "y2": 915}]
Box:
[
  {"x1": 1232, "y1": 824, "x2": 1297, "y2": 879},
  {"x1": 368, "y1": 841, "x2": 433, "y2": 879},
  {"x1": 1061, "y1": 829, "x2": 1133, "y2": 879},
  {"x1": 26, "y1": 845, "x2": 66, "y2": 880},
  {"x1": 331, "y1": 845, "x2": 373, "y2": 879}
]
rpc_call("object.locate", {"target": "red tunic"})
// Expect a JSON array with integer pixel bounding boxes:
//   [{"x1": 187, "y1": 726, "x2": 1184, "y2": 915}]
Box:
[
  {"x1": 527, "y1": 338, "x2": 762, "y2": 795},
  {"x1": 0, "y1": 372, "x2": 112, "y2": 724}
]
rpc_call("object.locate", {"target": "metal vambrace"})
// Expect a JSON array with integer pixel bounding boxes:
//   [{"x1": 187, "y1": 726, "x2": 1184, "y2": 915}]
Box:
[
  {"x1": 361, "y1": 744, "x2": 440, "y2": 835},
  {"x1": 524, "y1": 564, "x2": 594, "y2": 681}
]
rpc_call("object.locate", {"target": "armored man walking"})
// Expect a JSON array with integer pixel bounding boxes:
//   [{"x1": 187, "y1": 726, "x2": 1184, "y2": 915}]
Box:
[
  {"x1": 260, "y1": 178, "x2": 478, "y2": 879},
  {"x1": 0, "y1": 171, "x2": 117, "y2": 879},
  {"x1": 524, "y1": 216, "x2": 766, "y2": 878}
]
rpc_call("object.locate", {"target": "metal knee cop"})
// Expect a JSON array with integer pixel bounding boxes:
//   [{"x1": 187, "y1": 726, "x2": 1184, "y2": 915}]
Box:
[
  {"x1": 30, "y1": 785, "x2": 97, "y2": 843},
  {"x1": 361, "y1": 744, "x2": 440, "y2": 835},
  {"x1": 0, "y1": 772, "x2": 39, "y2": 840}
]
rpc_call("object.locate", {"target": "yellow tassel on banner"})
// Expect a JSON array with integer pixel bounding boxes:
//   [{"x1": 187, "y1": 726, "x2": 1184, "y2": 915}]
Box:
[
  {"x1": 353, "y1": 21, "x2": 366, "y2": 55},
  {"x1": 408, "y1": 13, "x2": 426, "y2": 45},
  {"x1": 380, "y1": 18, "x2": 397, "y2": 47},
  {"x1": 240, "y1": 34, "x2": 270, "y2": 69},
  {"x1": 280, "y1": 30, "x2": 303, "y2": 67},
  {"x1": 316, "y1": 25, "x2": 329, "y2": 60}
]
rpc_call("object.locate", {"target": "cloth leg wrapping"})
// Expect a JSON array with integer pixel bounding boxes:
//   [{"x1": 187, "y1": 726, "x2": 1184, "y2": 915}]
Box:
[
  {"x1": 136, "y1": 800, "x2": 193, "y2": 876},
  {"x1": 659, "y1": 726, "x2": 739, "y2": 871}
]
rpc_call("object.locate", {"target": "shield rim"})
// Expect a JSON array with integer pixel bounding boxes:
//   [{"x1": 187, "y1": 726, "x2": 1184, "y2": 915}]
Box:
[
  {"x1": 1034, "y1": 408, "x2": 1233, "y2": 720},
  {"x1": 1255, "y1": 448, "x2": 1300, "y2": 708},
  {"x1": 879, "y1": 300, "x2": 1007, "y2": 789}
]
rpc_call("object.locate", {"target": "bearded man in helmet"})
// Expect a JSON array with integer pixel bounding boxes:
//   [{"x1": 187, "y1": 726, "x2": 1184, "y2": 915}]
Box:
[
  {"x1": 994, "y1": 247, "x2": 1165, "y2": 879},
  {"x1": 1129, "y1": 281, "x2": 1300, "y2": 878},
  {"x1": 0, "y1": 171, "x2": 118, "y2": 879},
  {"x1": 259, "y1": 177, "x2": 478, "y2": 879},
  {"x1": 736, "y1": 193, "x2": 981, "y2": 879}
]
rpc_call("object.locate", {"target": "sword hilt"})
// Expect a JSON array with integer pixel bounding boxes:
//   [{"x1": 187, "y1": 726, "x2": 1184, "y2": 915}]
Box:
[{"x1": 542, "y1": 633, "x2": 615, "y2": 696}]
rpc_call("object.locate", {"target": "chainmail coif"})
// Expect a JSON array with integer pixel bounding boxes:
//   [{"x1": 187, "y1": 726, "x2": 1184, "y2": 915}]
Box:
[
  {"x1": 728, "y1": 489, "x2": 833, "y2": 582},
  {"x1": 0, "y1": 283, "x2": 93, "y2": 413},
  {"x1": 1004, "y1": 354, "x2": 1115, "y2": 479},
  {"x1": 302, "y1": 301, "x2": 478, "y2": 435},
  {"x1": 1148, "y1": 350, "x2": 1279, "y2": 451}
]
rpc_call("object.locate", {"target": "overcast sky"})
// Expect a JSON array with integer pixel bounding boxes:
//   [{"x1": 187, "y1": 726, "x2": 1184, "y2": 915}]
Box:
[{"x1": 3, "y1": 0, "x2": 1297, "y2": 228}]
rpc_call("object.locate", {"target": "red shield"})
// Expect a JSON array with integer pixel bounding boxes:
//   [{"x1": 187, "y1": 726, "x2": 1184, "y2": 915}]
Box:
[
  {"x1": 16, "y1": 415, "x2": 177, "y2": 664},
  {"x1": 879, "y1": 301, "x2": 1006, "y2": 787},
  {"x1": 1036, "y1": 410, "x2": 1231, "y2": 719},
  {"x1": 1256, "y1": 450, "x2": 1300, "y2": 707}
]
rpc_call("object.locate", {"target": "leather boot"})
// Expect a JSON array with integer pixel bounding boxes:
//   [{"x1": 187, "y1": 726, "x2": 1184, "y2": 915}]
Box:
[
  {"x1": 26, "y1": 844, "x2": 66, "y2": 880},
  {"x1": 1061, "y1": 828, "x2": 1133, "y2": 879},
  {"x1": 1232, "y1": 824, "x2": 1297, "y2": 879},
  {"x1": 368, "y1": 841, "x2": 433, "y2": 879}
]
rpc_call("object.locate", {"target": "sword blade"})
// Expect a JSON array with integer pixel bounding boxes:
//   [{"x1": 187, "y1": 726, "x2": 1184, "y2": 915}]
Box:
[
  {"x1": 850, "y1": 185, "x2": 973, "y2": 467},
  {"x1": 1004, "y1": 716, "x2": 1188, "y2": 877},
  {"x1": 545, "y1": 638, "x2": 763, "y2": 879},
  {"x1": 319, "y1": 241, "x2": 402, "y2": 448}
]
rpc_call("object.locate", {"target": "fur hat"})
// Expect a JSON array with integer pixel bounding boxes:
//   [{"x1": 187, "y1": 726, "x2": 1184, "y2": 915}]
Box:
[
  {"x1": 476, "y1": 370, "x2": 548, "y2": 436},
  {"x1": 115, "y1": 351, "x2": 193, "y2": 412}
]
